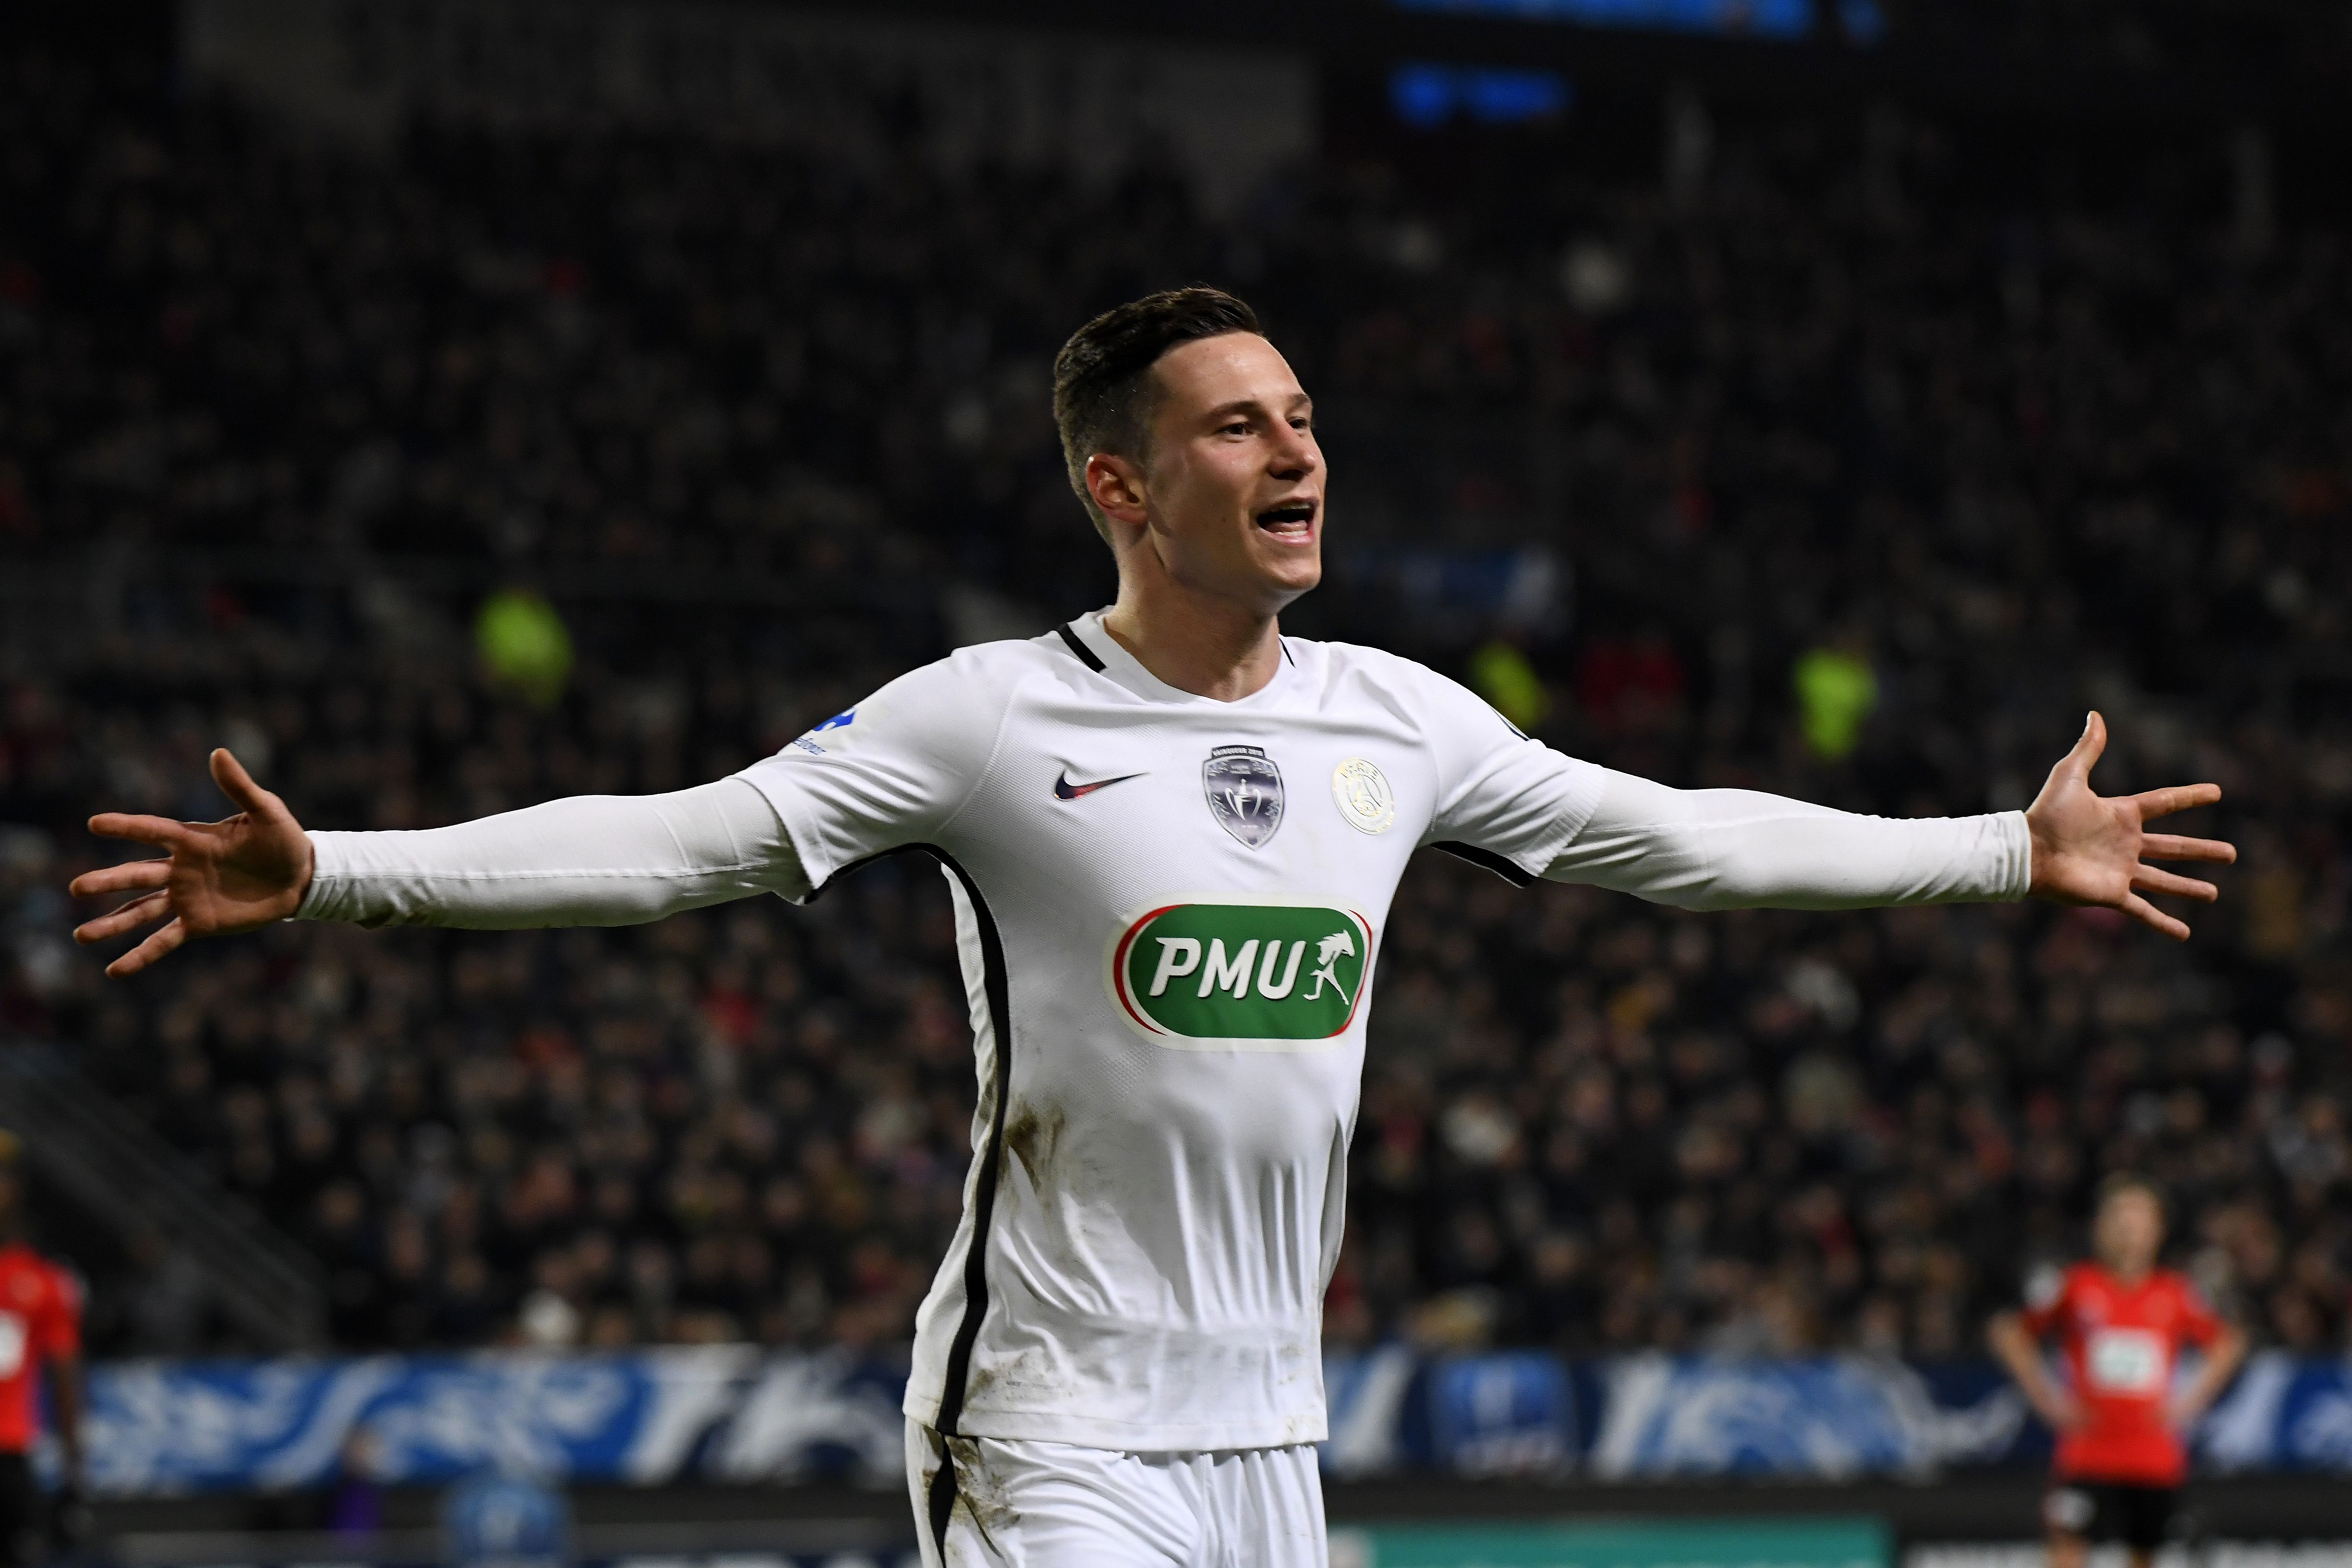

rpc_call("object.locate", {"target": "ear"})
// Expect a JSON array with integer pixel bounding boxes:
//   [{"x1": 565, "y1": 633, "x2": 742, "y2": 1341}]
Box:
[{"x1": 1084, "y1": 452, "x2": 1151, "y2": 533}]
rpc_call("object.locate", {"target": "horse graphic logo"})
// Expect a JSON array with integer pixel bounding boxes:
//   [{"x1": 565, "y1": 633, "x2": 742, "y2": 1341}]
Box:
[{"x1": 1305, "y1": 929, "x2": 1356, "y2": 1005}]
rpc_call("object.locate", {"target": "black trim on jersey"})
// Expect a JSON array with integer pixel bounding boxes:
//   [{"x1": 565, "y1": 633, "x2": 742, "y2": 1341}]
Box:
[
  {"x1": 800, "y1": 846, "x2": 1014, "y2": 1440},
  {"x1": 1432, "y1": 840, "x2": 1536, "y2": 887},
  {"x1": 915, "y1": 846, "x2": 1013, "y2": 1437},
  {"x1": 1055, "y1": 623, "x2": 1106, "y2": 672},
  {"x1": 798, "y1": 847, "x2": 892, "y2": 904},
  {"x1": 925, "y1": 1435, "x2": 960, "y2": 1556}
]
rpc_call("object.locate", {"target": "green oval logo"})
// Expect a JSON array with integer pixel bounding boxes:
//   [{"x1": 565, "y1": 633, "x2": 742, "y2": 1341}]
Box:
[{"x1": 1111, "y1": 902, "x2": 1374, "y2": 1044}]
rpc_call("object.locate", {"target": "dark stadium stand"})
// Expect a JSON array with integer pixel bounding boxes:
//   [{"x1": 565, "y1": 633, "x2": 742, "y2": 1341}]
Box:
[{"x1": 3, "y1": 17, "x2": 2347, "y2": 1388}]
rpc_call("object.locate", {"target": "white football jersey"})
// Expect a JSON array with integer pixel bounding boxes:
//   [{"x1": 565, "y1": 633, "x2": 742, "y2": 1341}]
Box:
[{"x1": 736, "y1": 610, "x2": 1602, "y2": 1451}]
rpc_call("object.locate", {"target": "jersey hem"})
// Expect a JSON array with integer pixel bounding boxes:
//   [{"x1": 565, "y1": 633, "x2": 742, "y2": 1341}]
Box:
[
  {"x1": 2051, "y1": 1464, "x2": 2187, "y2": 1488},
  {"x1": 902, "y1": 1390, "x2": 1329, "y2": 1453}
]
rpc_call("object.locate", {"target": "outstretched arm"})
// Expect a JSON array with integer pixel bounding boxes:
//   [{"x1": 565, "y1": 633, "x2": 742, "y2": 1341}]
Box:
[
  {"x1": 1546, "y1": 710, "x2": 2232, "y2": 936},
  {"x1": 72, "y1": 748, "x2": 807, "y2": 975},
  {"x1": 1546, "y1": 769, "x2": 2031, "y2": 910}
]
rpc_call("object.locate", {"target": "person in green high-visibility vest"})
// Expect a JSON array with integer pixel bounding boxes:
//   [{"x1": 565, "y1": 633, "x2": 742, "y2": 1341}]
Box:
[
  {"x1": 1794, "y1": 644, "x2": 1877, "y2": 760},
  {"x1": 475, "y1": 589, "x2": 573, "y2": 708}
]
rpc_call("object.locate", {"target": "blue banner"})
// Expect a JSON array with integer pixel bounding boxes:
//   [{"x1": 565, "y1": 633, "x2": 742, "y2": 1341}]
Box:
[
  {"x1": 1582, "y1": 1354, "x2": 2027, "y2": 1479},
  {"x1": 83, "y1": 1347, "x2": 902, "y2": 1497},
  {"x1": 2198, "y1": 1351, "x2": 2352, "y2": 1471},
  {"x1": 74, "y1": 1348, "x2": 2352, "y2": 1495}
]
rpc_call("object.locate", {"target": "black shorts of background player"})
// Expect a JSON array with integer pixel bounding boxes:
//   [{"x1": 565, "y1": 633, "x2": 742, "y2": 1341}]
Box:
[{"x1": 2045, "y1": 1480, "x2": 2176, "y2": 1562}]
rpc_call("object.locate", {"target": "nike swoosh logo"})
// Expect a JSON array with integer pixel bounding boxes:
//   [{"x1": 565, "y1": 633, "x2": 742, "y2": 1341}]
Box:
[{"x1": 1054, "y1": 770, "x2": 1145, "y2": 800}]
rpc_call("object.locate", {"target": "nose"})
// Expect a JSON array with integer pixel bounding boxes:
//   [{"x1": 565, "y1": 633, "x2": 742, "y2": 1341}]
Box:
[{"x1": 1267, "y1": 420, "x2": 1319, "y2": 482}]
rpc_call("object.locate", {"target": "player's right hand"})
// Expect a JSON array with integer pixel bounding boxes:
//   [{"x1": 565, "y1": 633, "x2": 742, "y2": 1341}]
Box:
[{"x1": 68, "y1": 748, "x2": 314, "y2": 977}]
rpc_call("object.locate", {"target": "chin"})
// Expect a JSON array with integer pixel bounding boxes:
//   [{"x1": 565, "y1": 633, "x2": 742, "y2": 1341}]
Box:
[{"x1": 1259, "y1": 561, "x2": 1322, "y2": 606}]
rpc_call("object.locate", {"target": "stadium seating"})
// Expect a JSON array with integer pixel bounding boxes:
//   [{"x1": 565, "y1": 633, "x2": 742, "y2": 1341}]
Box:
[{"x1": 3, "y1": 42, "x2": 2346, "y2": 1364}]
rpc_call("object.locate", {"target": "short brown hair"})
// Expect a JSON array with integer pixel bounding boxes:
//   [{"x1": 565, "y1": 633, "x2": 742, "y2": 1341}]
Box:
[{"x1": 1051, "y1": 286, "x2": 1264, "y2": 541}]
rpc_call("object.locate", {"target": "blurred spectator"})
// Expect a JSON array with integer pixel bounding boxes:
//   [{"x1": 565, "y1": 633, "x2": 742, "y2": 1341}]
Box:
[{"x1": 1, "y1": 40, "x2": 2347, "y2": 1363}]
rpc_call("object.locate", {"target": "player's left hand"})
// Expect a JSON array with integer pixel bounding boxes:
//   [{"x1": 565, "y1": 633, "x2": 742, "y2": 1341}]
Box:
[{"x1": 2024, "y1": 711, "x2": 2234, "y2": 941}]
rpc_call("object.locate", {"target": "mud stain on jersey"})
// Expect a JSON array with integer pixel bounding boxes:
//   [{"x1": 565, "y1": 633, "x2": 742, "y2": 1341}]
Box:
[
  {"x1": 1000, "y1": 1098, "x2": 1067, "y2": 1193},
  {"x1": 959, "y1": 1343, "x2": 1064, "y2": 1416},
  {"x1": 944, "y1": 1435, "x2": 1018, "y2": 1550}
]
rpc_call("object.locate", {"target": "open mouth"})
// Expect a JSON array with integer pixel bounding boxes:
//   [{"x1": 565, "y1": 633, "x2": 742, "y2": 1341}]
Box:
[{"x1": 1255, "y1": 500, "x2": 1317, "y2": 538}]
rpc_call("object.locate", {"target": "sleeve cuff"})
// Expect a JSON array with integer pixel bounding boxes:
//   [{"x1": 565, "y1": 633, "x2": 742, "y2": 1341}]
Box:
[
  {"x1": 1994, "y1": 810, "x2": 2033, "y2": 900},
  {"x1": 293, "y1": 832, "x2": 346, "y2": 921}
]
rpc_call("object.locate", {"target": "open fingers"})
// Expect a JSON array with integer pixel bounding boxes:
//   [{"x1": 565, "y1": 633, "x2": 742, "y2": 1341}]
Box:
[
  {"x1": 2141, "y1": 833, "x2": 2235, "y2": 865},
  {"x1": 73, "y1": 891, "x2": 174, "y2": 946},
  {"x1": 86, "y1": 812, "x2": 201, "y2": 850},
  {"x1": 68, "y1": 857, "x2": 174, "y2": 900},
  {"x1": 2132, "y1": 865, "x2": 2219, "y2": 904},
  {"x1": 2117, "y1": 891, "x2": 2191, "y2": 942},
  {"x1": 2132, "y1": 783, "x2": 2222, "y2": 822},
  {"x1": 106, "y1": 917, "x2": 189, "y2": 978}
]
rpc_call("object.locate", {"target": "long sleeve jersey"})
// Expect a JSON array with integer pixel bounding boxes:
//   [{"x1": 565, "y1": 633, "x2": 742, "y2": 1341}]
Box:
[{"x1": 300, "y1": 612, "x2": 2029, "y2": 1450}]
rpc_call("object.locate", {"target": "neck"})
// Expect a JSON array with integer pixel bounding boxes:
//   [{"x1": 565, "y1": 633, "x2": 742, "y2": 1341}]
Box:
[
  {"x1": 2102, "y1": 1256, "x2": 2152, "y2": 1283},
  {"x1": 1100, "y1": 562, "x2": 1286, "y2": 703}
]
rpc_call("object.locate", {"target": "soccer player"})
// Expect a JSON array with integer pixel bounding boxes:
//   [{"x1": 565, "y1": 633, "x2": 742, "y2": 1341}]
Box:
[
  {"x1": 1989, "y1": 1175, "x2": 2245, "y2": 1568},
  {"x1": 0, "y1": 1138, "x2": 84, "y2": 1568},
  {"x1": 70, "y1": 288, "x2": 2235, "y2": 1568}
]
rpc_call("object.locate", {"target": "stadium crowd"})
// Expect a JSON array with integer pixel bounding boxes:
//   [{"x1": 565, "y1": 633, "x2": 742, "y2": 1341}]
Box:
[{"x1": 3, "y1": 43, "x2": 2349, "y2": 1362}]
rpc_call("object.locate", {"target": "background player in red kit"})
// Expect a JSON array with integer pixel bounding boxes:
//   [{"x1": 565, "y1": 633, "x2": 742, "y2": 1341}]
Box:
[
  {"x1": 1990, "y1": 1175, "x2": 2247, "y2": 1568},
  {"x1": 0, "y1": 1138, "x2": 84, "y2": 1568}
]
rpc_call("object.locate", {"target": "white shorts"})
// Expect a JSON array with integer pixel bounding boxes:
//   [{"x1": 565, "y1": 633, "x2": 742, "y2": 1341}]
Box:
[{"x1": 905, "y1": 1418, "x2": 1328, "y2": 1568}]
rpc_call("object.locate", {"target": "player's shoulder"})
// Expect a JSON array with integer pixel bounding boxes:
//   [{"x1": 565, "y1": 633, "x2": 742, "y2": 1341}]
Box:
[
  {"x1": 1293, "y1": 638, "x2": 1547, "y2": 763},
  {"x1": 0, "y1": 1246, "x2": 62, "y2": 1303},
  {"x1": 2023, "y1": 1260, "x2": 2074, "y2": 1310},
  {"x1": 1294, "y1": 636, "x2": 1430, "y2": 685},
  {"x1": 896, "y1": 632, "x2": 1072, "y2": 691},
  {"x1": 2151, "y1": 1267, "x2": 2210, "y2": 1306},
  {"x1": 1287, "y1": 638, "x2": 1485, "y2": 717},
  {"x1": 33, "y1": 1256, "x2": 78, "y2": 1313},
  {"x1": 898, "y1": 631, "x2": 1099, "y2": 704},
  {"x1": 2052, "y1": 1259, "x2": 2114, "y2": 1301},
  {"x1": 792, "y1": 636, "x2": 1067, "y2": 745}
]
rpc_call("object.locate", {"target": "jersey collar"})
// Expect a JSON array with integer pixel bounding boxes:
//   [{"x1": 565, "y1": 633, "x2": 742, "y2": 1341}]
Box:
[{"x1": 1062, "y1": 609, "x2": 1302, "y2": 710}]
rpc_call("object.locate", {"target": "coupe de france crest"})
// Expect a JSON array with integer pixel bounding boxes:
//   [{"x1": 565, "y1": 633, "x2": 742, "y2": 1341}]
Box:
[{"x1": 1203, "y1": 744, "x2": 1284, "y2": 849}]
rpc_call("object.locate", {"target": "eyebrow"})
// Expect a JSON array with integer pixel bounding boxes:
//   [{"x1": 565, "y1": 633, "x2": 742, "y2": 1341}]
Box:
[{"x1": 1203, "y1": 394, "x2": 1314, "y2": 421}]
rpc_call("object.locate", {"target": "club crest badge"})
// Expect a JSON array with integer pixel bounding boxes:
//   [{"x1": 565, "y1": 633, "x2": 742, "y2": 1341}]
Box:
[
  {"x1": 1202, "y1": 745, "x2": 1284, "y2": 849},
  {"x1": 1330, "y1": 758, "x2": 1396, "y2": 834}
]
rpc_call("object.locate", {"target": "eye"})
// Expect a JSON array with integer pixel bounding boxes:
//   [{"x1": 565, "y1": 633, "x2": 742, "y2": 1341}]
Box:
[{"x1": 1220, "y1": 421, "x2": 1251, "y2": 437}]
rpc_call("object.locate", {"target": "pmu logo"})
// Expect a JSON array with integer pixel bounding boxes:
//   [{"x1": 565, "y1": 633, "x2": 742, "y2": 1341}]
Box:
[{"x1": 1109, "y1": 901, "x2": 1373, "y2": 1049}]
